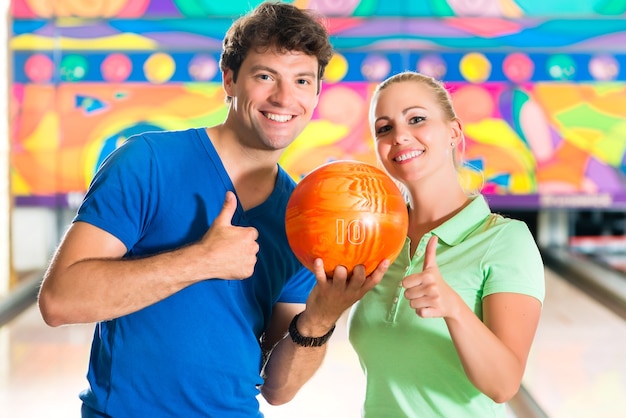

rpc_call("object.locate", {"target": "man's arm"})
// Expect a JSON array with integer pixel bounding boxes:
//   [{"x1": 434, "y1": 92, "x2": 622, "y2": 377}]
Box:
[
  {"x1": 260, "y1": 258, "x2": 389, "y2": 405},
  {"x1": 39, "y1": 192, "x2": 258, "y2": 326}
]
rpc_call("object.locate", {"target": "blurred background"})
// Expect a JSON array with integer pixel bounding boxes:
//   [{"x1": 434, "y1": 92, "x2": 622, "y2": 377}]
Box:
[{"x1": 2, "y1": 0, "x2": 626, "y2": 416}]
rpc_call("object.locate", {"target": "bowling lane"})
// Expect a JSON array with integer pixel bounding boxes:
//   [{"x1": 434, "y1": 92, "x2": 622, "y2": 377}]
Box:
[
  {"x1": 1, "y1": 302, "x2": 518, "y2": 417},
  {"x1": 2, "y1": 265, "x2": 624, "y2": 417},
  {"x1": 522, "y1": 267, "x2": 626, "y2": 418},
  {"x1": 0, "y1": 305, "x2": 93, "y2": 417}
]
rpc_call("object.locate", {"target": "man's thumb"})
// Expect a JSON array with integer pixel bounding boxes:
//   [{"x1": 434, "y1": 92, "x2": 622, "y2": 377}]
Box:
[{"x1": 214, "y1": 191, "x2": 238, "y2": 226}]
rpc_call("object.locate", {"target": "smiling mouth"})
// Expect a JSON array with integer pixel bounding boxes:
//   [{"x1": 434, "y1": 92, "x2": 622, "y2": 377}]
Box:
[
  {"x1": 394, "y1": 150, "x2": 424, "y2": 162},
  {"x1": 264, "y1": 112, "x2": 293, "y2": 123}
]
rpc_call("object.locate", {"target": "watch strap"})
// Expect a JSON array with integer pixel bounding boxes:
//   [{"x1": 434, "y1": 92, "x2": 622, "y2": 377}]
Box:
[{"x1": 288, "y1": 312, "x2": 336, "y2": 347}]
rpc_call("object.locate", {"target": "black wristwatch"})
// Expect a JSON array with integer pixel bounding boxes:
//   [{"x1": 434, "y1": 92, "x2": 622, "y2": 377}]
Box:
[{"x1": 288, "y1": 312, "x2": 336, "y2": 347}]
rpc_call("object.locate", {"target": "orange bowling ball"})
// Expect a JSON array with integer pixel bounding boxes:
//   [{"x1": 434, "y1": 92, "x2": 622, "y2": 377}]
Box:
[{"x1": 285, "y1": 160, "x2": 409, "y2": 276}]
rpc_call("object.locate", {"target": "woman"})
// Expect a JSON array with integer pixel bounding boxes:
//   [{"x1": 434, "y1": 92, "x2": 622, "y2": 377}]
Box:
[{"x1": 348, "y1": 71, "x2": 545, "y2": 417}]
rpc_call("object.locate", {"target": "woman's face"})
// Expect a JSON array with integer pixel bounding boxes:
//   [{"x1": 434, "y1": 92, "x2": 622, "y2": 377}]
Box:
[{"x1": 371, "y1": 81, "x2": 461, "y2": 186}]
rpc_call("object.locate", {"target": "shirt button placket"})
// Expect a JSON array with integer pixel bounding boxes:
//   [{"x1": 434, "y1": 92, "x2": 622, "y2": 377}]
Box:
[{"x1": 387, "y1": 266, "x2": 409, "y2": 322}]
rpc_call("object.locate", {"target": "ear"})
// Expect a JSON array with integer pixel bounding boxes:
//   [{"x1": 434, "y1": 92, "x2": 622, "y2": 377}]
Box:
[
  {"x1": 450, "y1": 118, "x2": 463, "y2": 144},
  {"x1": 223, "y1": 69, "x2": 234, "y2": 97}
]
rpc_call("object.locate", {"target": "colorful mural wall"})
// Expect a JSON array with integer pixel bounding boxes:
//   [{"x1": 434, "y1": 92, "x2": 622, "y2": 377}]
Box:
[{"x1": 9, "y1": 0, "x2": 626, "y2": 209}]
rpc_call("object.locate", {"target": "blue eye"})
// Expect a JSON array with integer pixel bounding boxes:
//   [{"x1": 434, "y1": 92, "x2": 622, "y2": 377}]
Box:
[{"x1": 409, "y1": 116, "x2": 425, "y2": 124}]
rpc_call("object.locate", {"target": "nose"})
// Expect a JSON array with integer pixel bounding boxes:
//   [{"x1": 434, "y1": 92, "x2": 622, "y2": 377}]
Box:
[
  {"x1": 391, "y1": 125, "x2": 411, "y2": 145},
  {"x1": 269, "y1": 80, "x2": 295, "y2": 106}
]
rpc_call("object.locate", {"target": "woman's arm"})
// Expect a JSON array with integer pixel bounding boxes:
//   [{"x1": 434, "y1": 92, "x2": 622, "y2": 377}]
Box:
[{"x1": 445, "y1": 292, "x2": 542, "y2": 402}]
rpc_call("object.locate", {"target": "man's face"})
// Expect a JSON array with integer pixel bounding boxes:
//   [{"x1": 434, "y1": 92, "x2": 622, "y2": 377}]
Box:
[{"x1": 223, "y1": 48, "x2": 320, "y2": 152}]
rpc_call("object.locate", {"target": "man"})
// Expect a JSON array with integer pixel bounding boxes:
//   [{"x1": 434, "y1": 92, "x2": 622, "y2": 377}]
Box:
[{"x1": 38, "y1": 2, "x2": 388, "y2": 417}]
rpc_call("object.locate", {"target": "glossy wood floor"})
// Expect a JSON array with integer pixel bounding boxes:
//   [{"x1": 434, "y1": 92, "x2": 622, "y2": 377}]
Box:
[{"x1": 1, "y1": 267, "x2": 625, "y2": 417}]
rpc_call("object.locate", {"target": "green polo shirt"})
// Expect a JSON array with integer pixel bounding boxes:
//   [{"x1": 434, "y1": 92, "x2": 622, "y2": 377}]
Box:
[{"x1": 348, "y1": 195, "x2": 545, "y2": 418}]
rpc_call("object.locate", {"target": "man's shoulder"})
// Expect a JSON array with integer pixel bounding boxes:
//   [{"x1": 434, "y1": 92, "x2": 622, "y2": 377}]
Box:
[
  {"x1": 119, "y1": 128, "x2": 205, "y2": 158},
  {"x1": 134, "y1": 127, "x2": 202, "y2": 142}
]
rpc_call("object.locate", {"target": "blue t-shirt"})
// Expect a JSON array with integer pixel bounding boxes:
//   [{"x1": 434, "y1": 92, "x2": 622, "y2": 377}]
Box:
[{"x1": 75, "y1": 128, "x2": 315, "y2": 417}]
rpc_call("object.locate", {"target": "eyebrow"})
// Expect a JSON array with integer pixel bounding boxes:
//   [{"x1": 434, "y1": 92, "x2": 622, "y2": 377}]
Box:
[{"x1": 402, "y1": 105, "x2": 427, "y2": 114}]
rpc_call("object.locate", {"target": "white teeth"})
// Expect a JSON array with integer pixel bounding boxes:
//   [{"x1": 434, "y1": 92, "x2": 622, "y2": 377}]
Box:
[
  {"x1": 265, "y1": 112, "x2": 292, "y2": 122},
  {"x1": 395, "y1": 150, "x2": 423, "y2": 162}
]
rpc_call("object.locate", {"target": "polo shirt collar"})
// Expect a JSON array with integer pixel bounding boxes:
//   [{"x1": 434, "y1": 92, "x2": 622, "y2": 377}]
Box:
[{"x1": 431, "y1": 195, "x2": 492, "y2": 247}]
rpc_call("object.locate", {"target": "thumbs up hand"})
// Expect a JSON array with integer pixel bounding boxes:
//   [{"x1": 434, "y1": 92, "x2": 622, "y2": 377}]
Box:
[
  {"x1": 402, "y1": 235, "x2": 460, "y2": 318},
  {"x1": 198, "y1": 191, "x2": 259, "y2": 280}
]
